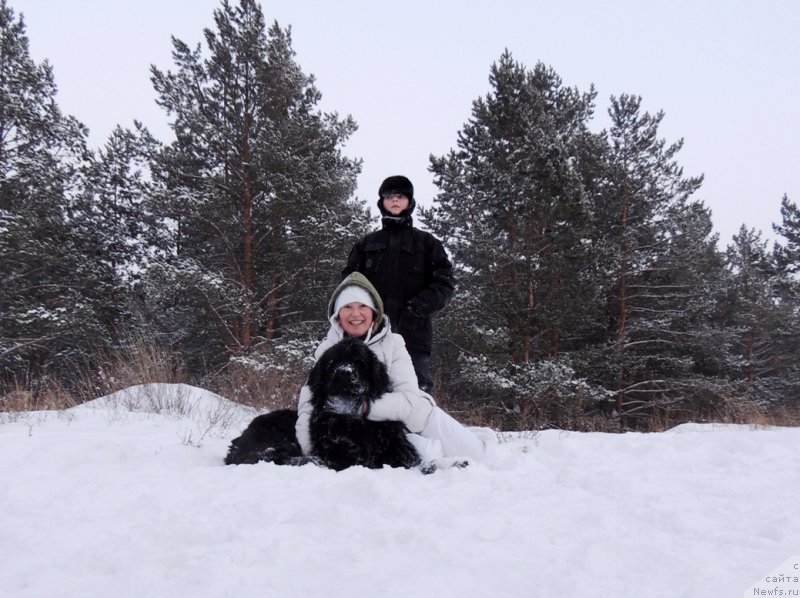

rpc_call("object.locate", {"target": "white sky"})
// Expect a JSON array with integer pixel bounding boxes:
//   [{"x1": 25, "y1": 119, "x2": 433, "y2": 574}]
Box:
[{"x1": 11, "y1": 0, "x2": 800, "y2": 245}]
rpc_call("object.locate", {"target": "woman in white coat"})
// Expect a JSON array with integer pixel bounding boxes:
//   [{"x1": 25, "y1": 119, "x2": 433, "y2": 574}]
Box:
[{"x1": 296, "y1": 272, "x2": 496, "y2": 464}]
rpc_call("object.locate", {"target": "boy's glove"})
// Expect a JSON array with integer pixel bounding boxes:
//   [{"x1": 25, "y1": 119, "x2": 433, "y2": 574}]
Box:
[{"x1": 405, "y1": 302, "x2": 424, "y2": 319}]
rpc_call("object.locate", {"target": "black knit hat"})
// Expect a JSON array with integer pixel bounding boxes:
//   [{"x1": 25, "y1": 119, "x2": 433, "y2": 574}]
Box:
[
  {"x1": 377, "y1": 175, "x2": 415, "y2": 217},
  {"x1": 378, "y1": 175, "x2": 414, "y2": 201}
]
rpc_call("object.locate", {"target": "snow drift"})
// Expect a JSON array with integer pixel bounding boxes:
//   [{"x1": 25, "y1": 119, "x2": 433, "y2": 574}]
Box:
[{"x1": 1, "y1": 383, "x2": 798, "y2": 597}]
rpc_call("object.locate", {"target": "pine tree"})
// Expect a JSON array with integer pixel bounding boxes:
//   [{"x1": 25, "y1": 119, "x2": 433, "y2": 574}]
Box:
[
  {"x1": 145, "y1": 0, "x2": 366, "y2": 373},
  {"x1": 426, "y1": 53, "x2": 598, "y2": 361},
  {"x1": 751, "y1": 198, "x2": 800, "y2": 410},
  {"x1": 591, "y1": 94, "x2": 724, "y2": 423},
  {"x1": 423, "y1": 53, "x2": 608, "y2": 427},
  {"x1": 0, "y1": 1, "x2": 102, "y2": 387},
  {"x1": 722, "y1": 227, "x2": 799, "y2": 408},
  {"x1": 71, "y1": 124, "x2": 165, "y2": 346},
  {"x1": 773, "y1": 194, "x2": 800, "y2": 276},
  {"x1": 81, "y1": 126, "x2": 161, "y2": 283}
]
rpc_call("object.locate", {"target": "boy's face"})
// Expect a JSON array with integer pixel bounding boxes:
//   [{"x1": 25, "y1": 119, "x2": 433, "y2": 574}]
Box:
[{"x1": 382, "y1": 193, "x2": 410, "y2": 215}]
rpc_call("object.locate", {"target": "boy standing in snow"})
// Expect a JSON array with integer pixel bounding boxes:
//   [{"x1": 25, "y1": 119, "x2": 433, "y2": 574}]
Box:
[{"x1": 342, "y1": 175, "x2": 455, "y2": 392}]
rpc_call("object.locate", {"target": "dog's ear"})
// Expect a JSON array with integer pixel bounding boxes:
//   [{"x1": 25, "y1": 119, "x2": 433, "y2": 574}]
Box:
[{"x1": 306, "y1": 353, "x2": 328, "y2": 397}]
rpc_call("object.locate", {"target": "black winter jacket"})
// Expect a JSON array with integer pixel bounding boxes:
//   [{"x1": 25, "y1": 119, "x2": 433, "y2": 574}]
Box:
[{"x1": 342, "y1": 218, "x2": 455, "y2": 354}]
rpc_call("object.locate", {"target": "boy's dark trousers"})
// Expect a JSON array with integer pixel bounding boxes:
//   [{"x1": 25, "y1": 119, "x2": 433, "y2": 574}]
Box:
[{"x1": 408, "y1": 350, "x2": 433, "y2": 393}]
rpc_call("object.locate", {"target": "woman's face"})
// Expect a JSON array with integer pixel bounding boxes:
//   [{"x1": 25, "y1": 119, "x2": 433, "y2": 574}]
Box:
[{"x1": 338, "y1": 302, "x2": 375, "y2": 337}]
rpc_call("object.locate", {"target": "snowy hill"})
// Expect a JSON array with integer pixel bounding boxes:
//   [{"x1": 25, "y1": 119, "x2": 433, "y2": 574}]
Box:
[{"x1": 1, "y1": 383, "x2": 798, "y2": 597}]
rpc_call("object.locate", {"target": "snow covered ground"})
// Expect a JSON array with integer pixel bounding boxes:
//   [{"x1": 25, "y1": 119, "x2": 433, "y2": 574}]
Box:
[{"x1": 1, "y1": 383, "x2": 798, "y2": 598}]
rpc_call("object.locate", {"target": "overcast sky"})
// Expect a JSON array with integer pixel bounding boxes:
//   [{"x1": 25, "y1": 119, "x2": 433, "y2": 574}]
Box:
[{"x1": 12, "y1": 0, "x2": 800, "y2": 245}]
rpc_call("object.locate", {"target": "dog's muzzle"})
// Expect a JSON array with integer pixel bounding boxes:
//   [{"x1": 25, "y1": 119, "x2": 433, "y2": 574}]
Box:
[{"x1": 322, "y1": 394, "x2": 365, "y2": 416}]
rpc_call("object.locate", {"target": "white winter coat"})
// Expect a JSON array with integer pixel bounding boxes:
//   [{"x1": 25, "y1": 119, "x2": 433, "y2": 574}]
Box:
[{"x1": 295, "y1": 316, "x2": 436, "y2": 456}]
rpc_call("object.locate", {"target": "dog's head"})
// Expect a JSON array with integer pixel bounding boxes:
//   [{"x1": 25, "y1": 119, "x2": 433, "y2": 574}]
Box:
[{"x1": 307, "y1": 337, "x2": 390, "y2": 414}]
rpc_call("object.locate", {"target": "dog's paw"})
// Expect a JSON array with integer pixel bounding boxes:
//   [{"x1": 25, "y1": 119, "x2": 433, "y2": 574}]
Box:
[
  {"x1": 420, "y1": 462, "x2": 437, "y2": 475},
  {"x1": 431, "y1": 457, "x2": 471, "y2": 470}
]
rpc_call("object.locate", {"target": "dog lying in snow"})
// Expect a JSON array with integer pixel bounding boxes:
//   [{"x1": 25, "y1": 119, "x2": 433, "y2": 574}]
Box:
[{"x1": 224, "y1": 337, "x2": 422, "y2": 471}]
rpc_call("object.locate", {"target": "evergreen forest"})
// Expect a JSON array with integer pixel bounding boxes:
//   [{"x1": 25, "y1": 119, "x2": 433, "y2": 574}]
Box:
[{"x1": 2, "y1": 0, "x2": 798, "y2": 430}]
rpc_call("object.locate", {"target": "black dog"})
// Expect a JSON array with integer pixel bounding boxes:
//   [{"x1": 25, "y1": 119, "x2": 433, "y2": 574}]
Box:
[
  {"x1": 223, "y1": 409, "x2": 304, "y2": 466},
  {"x1": 224, "y1": 337, "x2": 422, "y2": 471}
]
